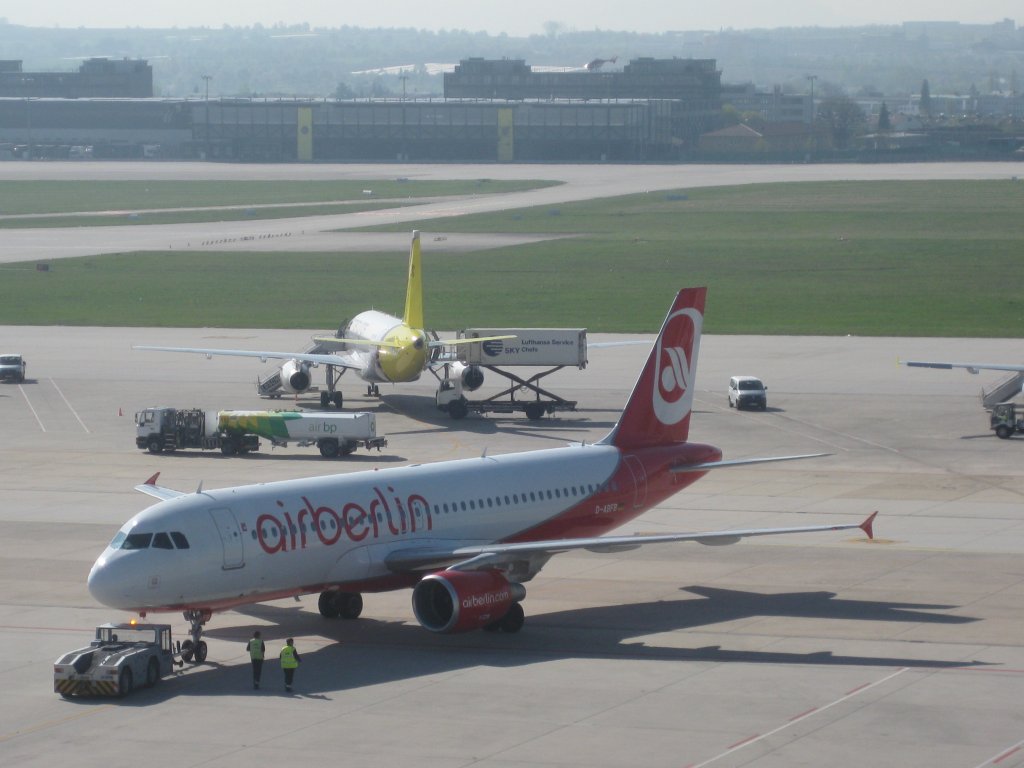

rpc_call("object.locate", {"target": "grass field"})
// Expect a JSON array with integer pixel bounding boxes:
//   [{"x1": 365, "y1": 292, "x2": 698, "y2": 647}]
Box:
[
  {"x1": 1, "y1": 180, "x2": 1022, "y2": 335},
  {"x1": 0, "y1": 178, "x2": 555, "y2": 226}
]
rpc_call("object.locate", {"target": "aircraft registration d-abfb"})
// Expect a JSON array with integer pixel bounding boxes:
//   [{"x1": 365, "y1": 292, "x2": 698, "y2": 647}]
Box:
[{"x1": 90, "y1": 287, "x2": 876, "y2": 662}]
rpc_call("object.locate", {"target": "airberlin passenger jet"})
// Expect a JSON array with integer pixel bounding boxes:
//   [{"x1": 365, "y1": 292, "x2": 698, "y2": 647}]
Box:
[{"x1": 89, "y1": 288, "x2": 876, "y2": 663}]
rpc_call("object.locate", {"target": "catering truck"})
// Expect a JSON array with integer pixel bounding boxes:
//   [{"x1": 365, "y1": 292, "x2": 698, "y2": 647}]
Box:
[
  {"x1": 436, "y1": 328, "x2": 587, "y2": 420},
  {"x1": 135, "y1": 407, "x2": 386, "y2": 457}
]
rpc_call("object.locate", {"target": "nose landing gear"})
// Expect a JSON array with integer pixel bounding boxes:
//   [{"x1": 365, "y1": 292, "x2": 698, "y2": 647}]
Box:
[{"x1": 179, "y1": 609, "x2": 211, "y2": 663}]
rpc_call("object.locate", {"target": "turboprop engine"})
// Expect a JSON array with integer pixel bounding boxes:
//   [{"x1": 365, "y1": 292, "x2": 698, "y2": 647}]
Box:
[
  {"x1": 450, "y1": 361, "x2": 484, "y2": 392},
  {"x1": 278, "y1": 359, "x2": 312, "y2": 393},
  {"x1": 412, "y1": 570, "x2": 525, "y2": 633}
]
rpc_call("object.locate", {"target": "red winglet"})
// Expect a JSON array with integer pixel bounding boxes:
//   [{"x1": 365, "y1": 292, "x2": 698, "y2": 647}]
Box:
[
  {"x1": 859, "y1": 511, "x2": 878, "y2": 540},
  {"x1": 144, "y1": 472, "x2": 161, "y2": 486}
]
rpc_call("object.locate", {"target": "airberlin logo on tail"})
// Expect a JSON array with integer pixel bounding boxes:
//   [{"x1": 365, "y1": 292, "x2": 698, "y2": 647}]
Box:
[{"x1": 652, "y1": 307, "x2": 702, "y2": 426}]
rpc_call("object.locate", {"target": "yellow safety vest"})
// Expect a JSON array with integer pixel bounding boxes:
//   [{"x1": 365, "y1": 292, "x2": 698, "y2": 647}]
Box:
[
  {"x1": 247, "y1": 639, "x2": 263, "y2": 660},
  {"x1": 280, "y1": 645, "x2": 298, "y2": 669}
]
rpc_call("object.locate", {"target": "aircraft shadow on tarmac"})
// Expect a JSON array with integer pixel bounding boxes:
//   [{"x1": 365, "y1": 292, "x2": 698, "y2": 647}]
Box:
[
  {"x1": 92, "y1": 585, "x2": 987, "y2": 704},
  {"x1": 377, "y1": 393, "x2": 619, "y2": 439}
]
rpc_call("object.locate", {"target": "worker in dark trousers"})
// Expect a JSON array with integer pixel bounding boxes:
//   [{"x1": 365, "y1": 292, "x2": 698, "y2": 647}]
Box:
[
  {"x1": 279, "y1": 637, "x2": 301, "y2": 692},
  {"x1": 246, "y1": 630, "x2": 265, "y2": 689}
]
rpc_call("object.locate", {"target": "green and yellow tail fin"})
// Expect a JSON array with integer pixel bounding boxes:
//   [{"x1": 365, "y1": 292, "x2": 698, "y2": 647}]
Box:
[{"x1": 402, "y1": 230, "x2": 424, "y2": 330}]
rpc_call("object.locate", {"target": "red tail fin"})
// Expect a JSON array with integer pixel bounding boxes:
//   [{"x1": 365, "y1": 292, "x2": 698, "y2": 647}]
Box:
[{"x1": 603, "y1": 287, "x2": 706, "y2": 449}]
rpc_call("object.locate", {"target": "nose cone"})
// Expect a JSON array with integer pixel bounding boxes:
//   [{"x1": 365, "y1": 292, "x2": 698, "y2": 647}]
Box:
[{"x1": 88, "y1": 554, "x2": 137, "y2": 610}]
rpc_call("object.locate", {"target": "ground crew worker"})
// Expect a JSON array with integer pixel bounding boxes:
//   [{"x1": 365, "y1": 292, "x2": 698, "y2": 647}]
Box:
[
  {"x1": 279, "y1": 637, "x2": 301, "y2": 692},
  {"x1": 246, "y1": 630, "x2": 265, "y2": 689}
]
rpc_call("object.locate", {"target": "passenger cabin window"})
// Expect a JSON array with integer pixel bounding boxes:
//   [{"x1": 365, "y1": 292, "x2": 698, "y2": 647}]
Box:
[
  {"x1": 170, "y1": 531, "x2": 190, "y2": 549},
  {"x1": 152, "y1": 532, "x2": 173, "y2": 549}
]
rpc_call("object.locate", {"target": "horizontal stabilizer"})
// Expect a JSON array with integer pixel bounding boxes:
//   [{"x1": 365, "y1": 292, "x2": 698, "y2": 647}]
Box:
[
  {"x1": 429, "y1": 334, "x2": 517, "y2": 348},
  {"x1": 672, "y1": 453, "x2": 830, "y2": 473},
  {"x1": 311, "y1": 336, "x2": 406, "y2": 349}
]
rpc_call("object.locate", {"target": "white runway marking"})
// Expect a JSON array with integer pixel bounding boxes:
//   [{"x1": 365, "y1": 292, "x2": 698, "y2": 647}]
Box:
[
  {"x1": 686, "y1": 667, "x2": 910, "y2": 768},
  {"x1": 18, "y1": 384, "x2": 45, "y2": 432},
  {"x1": 49, "y1": 379, "x2": 90, "y2": 433}
]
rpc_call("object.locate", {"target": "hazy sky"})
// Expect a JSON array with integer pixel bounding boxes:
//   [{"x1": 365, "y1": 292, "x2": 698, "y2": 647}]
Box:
[{"x1": 5, "y1": 1, "x2": 1020, "y2": 36}]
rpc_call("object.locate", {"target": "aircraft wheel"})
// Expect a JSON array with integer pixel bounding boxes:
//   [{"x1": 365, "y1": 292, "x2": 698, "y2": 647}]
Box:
[
  {"x1": 180, "y1": 639, "x2": 194, "y2": 662},
  {"x1": 332, "y1": 392, "x2": 343, "y2": 408},
  {"x1": 318, "y1": 438, "x2": 340, "y2": 458},
  {"x1": 500, "y1": 603, "x2": 525, "y2": 633},
  {"x1": 525, "y1": 403, "x2": 545, "y2": 421},
  {"x1": 118, "y1": 667, "x2": 134, "y2": 697},
  {"x1": 318, "y1": 591, "x2": 340, "y2": 618},
  {"x1": 320, "y1": 391, "x2": 330, "y2": 408},
  {"x1": 147, "y1": 438, "x2": 163, "y2": 454},
  {"x1": 193, "y1": 641, "x2": 208, "y2": 663},
  {"x1": 146, "y1": 657, "x2": 160, "y2": 687},
  {"x1": 447, "y1": 399, "x2": 468, "y2": 420},
  {"x1": 337, "y1": 592, "x2": 363, "y2": 619}
]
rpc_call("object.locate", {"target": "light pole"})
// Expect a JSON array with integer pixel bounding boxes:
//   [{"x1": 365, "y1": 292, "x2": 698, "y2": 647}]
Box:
[
  {"x1": 201, "y1": 74, "x2": 212, "y2": 160},
  {"x1": 806, "y1": 74, "x2": 817, "y2": 123},
  {"x1": 806, "y1": 74, "x2": 818, "y2": 155}
]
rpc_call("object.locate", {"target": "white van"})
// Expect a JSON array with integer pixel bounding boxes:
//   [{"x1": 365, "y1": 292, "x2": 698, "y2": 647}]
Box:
[{"x1": 728, "y1": 376, "x2": 767, "y2": 410}]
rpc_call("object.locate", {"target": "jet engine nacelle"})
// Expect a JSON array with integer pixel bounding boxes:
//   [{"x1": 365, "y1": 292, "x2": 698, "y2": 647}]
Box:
[
  {"x1": 450, "y1": 361, "x2": 484, "y2": 392},
  {"x1": 412, "y1": 569, "x2": 525, "y2": 633},
  {"x1": 279, "y1": 359, "x2": 312, "y2": 394}
]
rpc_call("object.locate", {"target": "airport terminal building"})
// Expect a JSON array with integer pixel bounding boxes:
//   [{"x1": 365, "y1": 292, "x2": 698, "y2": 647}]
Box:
[{"x1": 0, "y1": 56, "x2": 723, "y2": 162}]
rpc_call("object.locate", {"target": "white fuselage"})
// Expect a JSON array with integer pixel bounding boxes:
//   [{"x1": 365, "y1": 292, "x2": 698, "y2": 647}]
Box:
[{"x1": 88, "y1": 443, "x2": 624, "y2": 613}]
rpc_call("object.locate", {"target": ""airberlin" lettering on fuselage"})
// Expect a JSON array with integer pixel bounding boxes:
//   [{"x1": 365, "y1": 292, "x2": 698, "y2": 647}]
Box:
[{"x1": 255, "y1": 485, "x2": 431, "y2": 554}]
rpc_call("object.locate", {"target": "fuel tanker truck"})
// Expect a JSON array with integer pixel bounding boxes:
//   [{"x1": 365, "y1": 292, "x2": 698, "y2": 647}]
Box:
[{"x1": 135, "y1": 407, "x2": 386, "y2": 457}]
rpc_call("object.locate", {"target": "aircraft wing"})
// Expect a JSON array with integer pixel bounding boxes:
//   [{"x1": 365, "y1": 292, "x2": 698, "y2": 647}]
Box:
[
  {"x1": 902, "y1": 360, "x2": 1024, "y2": 374},
  {"x1": 384, "y1": 512, "x2": 876, "y2": 573},
  {"x1": 133, "y1": 345, "x2": 364, "y2": 369},
  {"x1": 134, "y1": 472, "x2": 187, "y2": 501}
]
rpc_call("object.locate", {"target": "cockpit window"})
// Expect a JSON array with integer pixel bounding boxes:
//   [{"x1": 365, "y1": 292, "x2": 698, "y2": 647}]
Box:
[
  {"x1": 170, "y1": 531, "x2": 190, "y2": 549},
  {"x1": 152, "y1": 532, "x2": 173, "y2": 549},
  {"x1": 110, "y1": 531, "x2": 127, "y2": 549},
  {"x1": 121, "y1": 533, "x2": 153, "y2": 550}
]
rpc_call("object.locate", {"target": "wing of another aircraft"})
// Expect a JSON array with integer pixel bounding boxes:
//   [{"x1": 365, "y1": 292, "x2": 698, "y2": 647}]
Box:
[
  {"x1": 133, "y1": 345, "x2": 367, "y2": 368},
  {"x1": 384, "y1": 512, "x2": 877, "y2": 574},
  {"x1": 134, "y1": 472, "x2": 188, "y2": 501},
  {"x1": 902, "y1": 360, "x2": 1024, "y2": 374}
]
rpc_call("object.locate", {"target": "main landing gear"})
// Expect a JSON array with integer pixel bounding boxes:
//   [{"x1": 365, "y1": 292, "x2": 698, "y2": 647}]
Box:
[
  {"x1": 319, "y1": 391, "x2": 344, "y2": 409},
  {"x1": 318, "y1": 590, "x2": 364, "y2": 620},
  {"x1": 366, "y1": 384, "x2": 380, "y2": 397},
  {"x1": 319, "y1": 363, "x2": 345, "y2": 409},
  {"x1": 179, "y1": 609, "x2": 210, "y2": 663}
]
